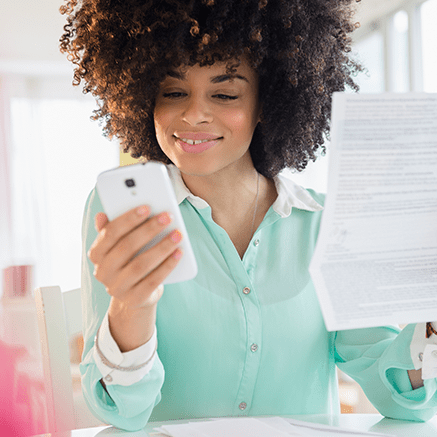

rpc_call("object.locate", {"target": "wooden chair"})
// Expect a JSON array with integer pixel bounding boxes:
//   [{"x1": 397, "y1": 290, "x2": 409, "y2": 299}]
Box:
[{"x1": 35, "y1": 286, "x2": 105, "y2": 431}]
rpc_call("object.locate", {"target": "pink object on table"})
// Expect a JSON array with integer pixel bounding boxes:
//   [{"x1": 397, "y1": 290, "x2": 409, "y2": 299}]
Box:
[{"x1": 2, "y1": 265, "x2": 33, "y2": 298}]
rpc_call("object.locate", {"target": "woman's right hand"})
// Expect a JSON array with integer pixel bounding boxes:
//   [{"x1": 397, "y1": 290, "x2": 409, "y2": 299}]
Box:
[
  {"x1": 88, "y1": 205, "x2": 183, "y2": 309},
  {"x1": 87, "y1": 205, "x2": 183, "y2": 351}
]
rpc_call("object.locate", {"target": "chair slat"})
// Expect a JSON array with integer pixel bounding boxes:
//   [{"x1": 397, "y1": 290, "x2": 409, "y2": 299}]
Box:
[{"x1": 35, "y1": 286, "x2": 78, "y2": 432}]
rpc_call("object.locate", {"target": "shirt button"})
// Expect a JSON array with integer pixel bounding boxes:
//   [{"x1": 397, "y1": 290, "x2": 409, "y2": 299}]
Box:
[
  {"x1": 242, "y1": 287, "x2": 251, "y2": 295},
  {"x1": 239, "y1": 402, "x2": 247, "y2": 410},
  {"x1": 432, "y1": 350, "x2": 437, "y2": 359},
  {"x1": 419, "y1": 353, "x2": 424, "y2": 362},
  {"x1": 105, "y1": 374, "x2": 113, "y2": 382},
  {"x1": 250, "y1": 343, "x2": 258, "y2": 352},
  {"x1": 254, "y1": 239, "x2": 260, "y2": 246}
]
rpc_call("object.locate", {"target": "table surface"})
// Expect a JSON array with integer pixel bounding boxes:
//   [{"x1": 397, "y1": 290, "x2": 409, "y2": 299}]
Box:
[{"x1": 31, "y1": 414, "x2": 437, "y2": 437}]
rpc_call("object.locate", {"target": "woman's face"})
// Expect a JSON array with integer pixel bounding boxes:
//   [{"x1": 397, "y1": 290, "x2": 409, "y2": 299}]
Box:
[{"x1": 154, "y1": 59, "x2": 260, "y2": 177}]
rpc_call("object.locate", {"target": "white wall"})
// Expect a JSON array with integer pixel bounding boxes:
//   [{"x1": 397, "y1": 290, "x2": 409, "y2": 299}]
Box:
[
  {"x1": 0, "y1": 1, "x2": 66, "y2": 61},
  {"x1": 0, "y1": 1, "x2": 71, "y2": 77}
]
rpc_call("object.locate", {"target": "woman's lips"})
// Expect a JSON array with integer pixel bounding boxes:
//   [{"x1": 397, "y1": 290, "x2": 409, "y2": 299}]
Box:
[
  {"x1": 175, "y1": 132, "x2": 221, "y2": 142},
  {"x1": 174, "y1": 135, "x2": 221, "y2": 154}
]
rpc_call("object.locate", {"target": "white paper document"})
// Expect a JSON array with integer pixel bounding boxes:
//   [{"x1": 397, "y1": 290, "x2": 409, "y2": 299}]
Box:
[
  {"x1": 152, "y1": 416, "x2": 393, "y2": 437},
  {"x1": 309, "y1": 92, "x2": 437, "y2": 331}
]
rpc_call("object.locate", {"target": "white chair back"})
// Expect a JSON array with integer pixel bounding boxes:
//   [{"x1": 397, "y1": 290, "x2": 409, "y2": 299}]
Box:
[{"x1": 35, "y1": 286, "x2": 104, "y2": 432}]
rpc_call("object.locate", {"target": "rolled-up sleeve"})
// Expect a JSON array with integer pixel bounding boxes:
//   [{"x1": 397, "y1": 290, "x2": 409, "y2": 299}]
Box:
[{"x1": 335, "y1": 324, "x2": 437, "y2": 422}]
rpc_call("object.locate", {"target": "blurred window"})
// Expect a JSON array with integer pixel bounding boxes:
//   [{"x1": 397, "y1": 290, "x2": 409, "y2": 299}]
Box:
[
  {"x1": 391, "y1": 10, "x2": 410, "y2": 92},
  {"x1": 353, "y1": 31, "x2": 385, "y2": 93},
  {"x1": 9, "y1": 97, "x2": 118, "y2": 291},
  {"x1": 421, "y1": 0, "x2": 437, "y2": 92}
]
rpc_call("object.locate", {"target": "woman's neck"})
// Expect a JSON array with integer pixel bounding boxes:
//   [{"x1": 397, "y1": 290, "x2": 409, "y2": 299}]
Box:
[
  {"x1": 181, "y1": 166, "x2": 258, "y2": 215},
  {"x1": 180, "y1": 163, "x2": 277, "y2": 228}
]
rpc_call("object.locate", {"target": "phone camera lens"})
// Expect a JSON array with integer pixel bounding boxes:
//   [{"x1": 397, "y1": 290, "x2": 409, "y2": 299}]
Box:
[{"x1": 125, "y1": 179, "x2": 136, "y2": 188}]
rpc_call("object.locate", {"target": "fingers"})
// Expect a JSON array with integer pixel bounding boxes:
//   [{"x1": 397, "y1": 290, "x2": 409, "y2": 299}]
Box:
[
  {"x1": 87, "y1": 204, "x2": 184, "y2": 308},
  {"x1": 88, "y1": 205, "x2": 151, "y2": 264},
  {"x1": 95, "y1": 212, "x2": 178, "y2": 287},
  {"x1": 117, "y1": 249, "x2": 181, "y2": 309},
  {"x1": 95, "y1": 212, "x2": 109, "y2": 232},
  {"x1": 107, "y1": 228, "x2": 183, "y2": 298},
  {"x1": 104, "y1": 211, "x2": 174, "y2": 274}
]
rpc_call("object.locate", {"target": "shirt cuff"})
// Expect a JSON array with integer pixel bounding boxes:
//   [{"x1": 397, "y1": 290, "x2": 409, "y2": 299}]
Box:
[
  {"x1": 410, "y1": 322, "x2": 437, "y2": 380},
  {"x1": 93, "y1": 311, "x2": 157, "y2": 386}
]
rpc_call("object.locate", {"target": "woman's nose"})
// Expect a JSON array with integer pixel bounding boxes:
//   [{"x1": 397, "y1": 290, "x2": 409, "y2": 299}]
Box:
[{"x1": 181, "y1": 96, "x2": 213, "y2": 125}]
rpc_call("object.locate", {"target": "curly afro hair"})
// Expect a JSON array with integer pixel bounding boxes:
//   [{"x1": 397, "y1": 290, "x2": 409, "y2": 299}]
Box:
[{"x1": 60, "y1": 0, "x2": 362, "y2": 178}]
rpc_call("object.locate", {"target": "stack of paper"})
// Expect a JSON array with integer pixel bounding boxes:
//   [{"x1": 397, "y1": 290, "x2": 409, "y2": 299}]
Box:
[{"x1": 152, "y1": 417, "x2": 394, "y2": 437}]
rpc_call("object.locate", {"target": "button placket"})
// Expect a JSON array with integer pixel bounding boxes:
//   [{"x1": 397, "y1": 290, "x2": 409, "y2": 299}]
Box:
[
  {"x1": 234, "y1": 280, "x2": 262, "y2": 415},
  {"x1": 230, "y1": 234, "x2": 262, "y2": 416}
]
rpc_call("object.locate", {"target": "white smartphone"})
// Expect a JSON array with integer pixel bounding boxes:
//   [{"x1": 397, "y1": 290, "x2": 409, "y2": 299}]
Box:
[{"x1": 96, "y1": 161, "x2": 198, "y2": 284}]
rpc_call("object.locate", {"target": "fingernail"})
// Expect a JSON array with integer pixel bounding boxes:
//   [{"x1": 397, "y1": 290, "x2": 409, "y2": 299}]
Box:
[
  {"x1": 172, "y1": 248, "x2": 183, "y2": 260},
  {"x1": 137, "y1": 206, "x2": 150, "y2": 216},
  {"x1": 158, "y1": 212, "x2": 173, "y2": 225},
  {"x1": 170, "y1": 229, "x2": 182, "y2": 243}
]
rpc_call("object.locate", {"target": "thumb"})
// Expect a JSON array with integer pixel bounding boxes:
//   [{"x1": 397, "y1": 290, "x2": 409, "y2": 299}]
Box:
[{"x1": 95, "y1": 212, "x2": 109, "y2": 232}]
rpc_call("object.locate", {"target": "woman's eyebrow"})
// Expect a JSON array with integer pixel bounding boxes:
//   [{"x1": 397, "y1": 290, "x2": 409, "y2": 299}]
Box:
[
  {"x1": 166, "y1": 71, "x2": 249, "y2": 84},
  {"x1": 211, "y1": 74, "x2": 249, "y2": 84},
  {"x1": 167, "y1": 70, "x2": 185, "y2": 80}
]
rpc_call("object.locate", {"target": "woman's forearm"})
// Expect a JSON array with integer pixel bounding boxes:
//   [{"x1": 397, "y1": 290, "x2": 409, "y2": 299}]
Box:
[
  {"x1": 408, "y1": 369, "x2": 424, "y2": 390},
  {"x1": 107, "y1": 297, "x2": 157, "y2": 352}
]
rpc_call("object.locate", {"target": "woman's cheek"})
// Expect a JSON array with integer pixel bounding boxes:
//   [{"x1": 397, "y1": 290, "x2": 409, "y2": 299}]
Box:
[
  {"x1": 154, "y1": 110, "x2": 171, "y2": 144},
  {"x1": 224, "y1": 109, "x2": 247, "y2": 129}
]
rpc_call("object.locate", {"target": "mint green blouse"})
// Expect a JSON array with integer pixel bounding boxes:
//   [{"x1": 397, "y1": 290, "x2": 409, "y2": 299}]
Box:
[{"x1": 80, "y1": 166, "x2": 437, "y2": 431}]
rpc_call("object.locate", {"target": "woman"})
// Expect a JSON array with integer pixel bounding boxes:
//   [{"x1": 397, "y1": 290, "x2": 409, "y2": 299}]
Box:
[{"x1": 60, "y1": 0, "x2": 437, "y2": 431}]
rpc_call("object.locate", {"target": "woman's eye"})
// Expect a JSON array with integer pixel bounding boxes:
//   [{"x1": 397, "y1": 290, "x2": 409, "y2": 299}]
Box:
[
  {"x1": 213, "y1": 94, "x2": 238, "y2": 100},
  {"x1": 162, "y1": 92, "x2": 186, "y2": 99}
]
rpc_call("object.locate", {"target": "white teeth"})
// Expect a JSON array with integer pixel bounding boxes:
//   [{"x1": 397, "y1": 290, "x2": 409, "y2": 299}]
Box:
[{"x1": 180, "y1": 138, "x2": 214, "y2": 145}]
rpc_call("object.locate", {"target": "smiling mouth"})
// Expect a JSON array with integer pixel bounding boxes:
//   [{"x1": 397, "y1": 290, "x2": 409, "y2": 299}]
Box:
[{"x1": 174, "y1": 136, "x2": 222, "y2": 145}]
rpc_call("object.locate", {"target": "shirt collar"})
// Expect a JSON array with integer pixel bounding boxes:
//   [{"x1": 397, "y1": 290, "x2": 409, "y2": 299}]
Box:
[{"x1": 166, "y1": 164, "x2": 323, "y2": 217}]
